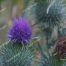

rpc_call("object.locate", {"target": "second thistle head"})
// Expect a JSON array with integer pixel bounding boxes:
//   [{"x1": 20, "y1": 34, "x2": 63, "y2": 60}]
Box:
[{"x1": 54, "y1": 37, "x2": 66, "y2": 58}]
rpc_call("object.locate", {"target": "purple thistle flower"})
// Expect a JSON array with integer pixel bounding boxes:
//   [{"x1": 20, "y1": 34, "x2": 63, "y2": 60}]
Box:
[{"x1": 8, "y1": 17, "x2": 32, "y2": 45}]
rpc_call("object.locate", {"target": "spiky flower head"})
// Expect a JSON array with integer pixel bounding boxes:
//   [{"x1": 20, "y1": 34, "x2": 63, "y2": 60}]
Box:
[
  {"x1": 55, "y1": 37, "x2": 66, "y2": 58},
  {"x1": 8, "y1": 17, "x2": 32, "y2": 45},
  {"x1": 35, "y1": 0, "x2": 66, "y2": 28}
]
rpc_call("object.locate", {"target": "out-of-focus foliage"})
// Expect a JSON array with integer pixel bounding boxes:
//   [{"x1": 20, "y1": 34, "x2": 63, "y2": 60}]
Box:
[
  {"x1": 35, "y1": 0, "x2": 66, "y2": 31},
  {"x1": 0, "y1": 0, "x2": 4, "y2": 4}
]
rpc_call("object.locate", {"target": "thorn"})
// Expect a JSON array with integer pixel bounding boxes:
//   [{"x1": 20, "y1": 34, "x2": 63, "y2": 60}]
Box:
[{"x1": 46, "y1": 0, "x2": 55, "y2": 14}]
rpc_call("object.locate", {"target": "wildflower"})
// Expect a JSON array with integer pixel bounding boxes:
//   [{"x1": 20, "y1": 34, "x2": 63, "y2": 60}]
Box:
[{"x1": 8, "y1": 17, "x2": 32, "y2": 45}]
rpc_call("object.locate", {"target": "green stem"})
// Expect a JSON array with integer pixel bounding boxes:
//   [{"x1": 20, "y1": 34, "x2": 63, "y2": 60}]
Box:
[{"x1": 37, "y1": 42, "x2": 45, "y2": 57}]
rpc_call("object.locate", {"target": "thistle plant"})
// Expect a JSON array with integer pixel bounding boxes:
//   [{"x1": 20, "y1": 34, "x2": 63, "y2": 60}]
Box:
[
  {"x1": 35, "y1": 0, "x2": 66, "y2": 38},
  {"x1": 0, "y1": 17, "x2": 34, "y2": 66},
  {"x1": 0, "y1": 0, "x2": 66, "y2": 66},
  {"x1": 31, "y1": 0, "x2": 66, "y2": 66},
  {"x1": 35, "y1": 0, "x2": 66, "y2": 28},
  {"x1": 54, "y1": 37, "x2": 66, "y2": 58}
]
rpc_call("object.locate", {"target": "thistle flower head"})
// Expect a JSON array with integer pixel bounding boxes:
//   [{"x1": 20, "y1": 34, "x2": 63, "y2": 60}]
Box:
[
  {"x1": 36, "y1": 0, "x2": 66, "y2": 28},
  {"x1": 55, "y1": 37, "x2": 66, "y2": 58},
  {"x1": 8, "y1": 17, "x2": 32, "y2": 45}
]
